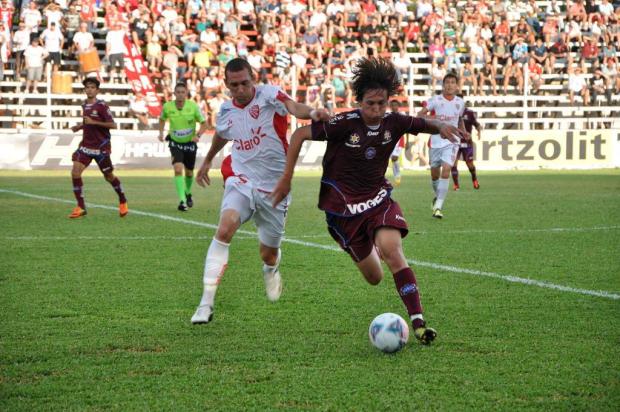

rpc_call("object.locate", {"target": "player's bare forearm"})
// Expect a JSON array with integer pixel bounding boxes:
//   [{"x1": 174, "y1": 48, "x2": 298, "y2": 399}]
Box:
[
  {"x1": 284, "y1": 99, "x2": 330, "y2": 121},
  {"x1": 205, "y1": 134, "x2": 228, "y2": 163},
  {"x1": 271, "y1": 125, "x2": 312, "y2": 207}
]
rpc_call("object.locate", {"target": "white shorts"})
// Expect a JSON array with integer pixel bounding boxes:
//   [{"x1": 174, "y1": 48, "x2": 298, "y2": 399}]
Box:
[
  {"x1": 391, "y1": 146, "x2": 403, "y2": 158},
  {"x1": 220, "y1": 176, "x2": 290, "y2": 248},
  {"x1": 429, "y1": 145, "x2": 459, "y2": 168}
]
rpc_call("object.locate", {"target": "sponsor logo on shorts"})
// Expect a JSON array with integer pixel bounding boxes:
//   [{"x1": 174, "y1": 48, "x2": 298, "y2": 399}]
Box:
[
  {"x1": 79, "y1": 147, "x2": 101, "y2": 156},
  {"x1": 395, "y1": 214, "x2": 406, "y2": 222},
  {"x1": 365, "y1": 147, "x2": 376, "y2": 159},
  {"x1": 400, "y1": 283, "x2": 417, "y2": 296},
  {"x1": 345, "y1": 188, "x2": 387, "y2": 214}
]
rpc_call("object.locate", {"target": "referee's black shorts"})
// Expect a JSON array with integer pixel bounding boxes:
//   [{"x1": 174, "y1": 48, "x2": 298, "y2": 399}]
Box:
[{"x1": 167, "y1": 136, "x2": 198, "y2": 169}]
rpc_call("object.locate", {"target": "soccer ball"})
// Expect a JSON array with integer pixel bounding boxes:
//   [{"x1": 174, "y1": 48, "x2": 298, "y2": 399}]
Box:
[{"x1": 368, "y1": 313, "x2": 410, "y2": 353}]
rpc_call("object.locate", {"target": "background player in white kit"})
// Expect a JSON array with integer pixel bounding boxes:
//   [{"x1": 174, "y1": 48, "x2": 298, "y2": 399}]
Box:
[
  {"x1": 418, "y1": 73, "x2": 467, "y2": 219},
  {"x1": 191, "y1": 58, "x2": 330, "y2": 324},
  {"x1": 389, "y1": 100, "x2": 405, "y2": 187}
]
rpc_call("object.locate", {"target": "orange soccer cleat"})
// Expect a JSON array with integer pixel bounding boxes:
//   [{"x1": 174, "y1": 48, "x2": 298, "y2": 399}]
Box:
[
  {"x1": 119, "y1": 202, "x2": 129, "y2": 217},
  {"x1": 473, "y1": 180, "x2": 480, "y2": 190},
  {"x1": 453, "y1": 183, "x2": 460, "y2": 191},
  {"x1": 69, "y1": 206, "x2": 87, "y2": 219}
]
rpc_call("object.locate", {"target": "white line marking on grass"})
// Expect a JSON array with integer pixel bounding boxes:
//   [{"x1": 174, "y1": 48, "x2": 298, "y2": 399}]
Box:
[
  {"x1": 2, "y1": 188, "x2": 619, "y2": 301},
  {"x1": 5, "y1": 235, "x2": 257, "y2": 241}
]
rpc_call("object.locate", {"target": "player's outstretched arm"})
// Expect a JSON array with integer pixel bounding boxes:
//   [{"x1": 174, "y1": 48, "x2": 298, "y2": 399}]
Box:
[
  {"x1": 283, "y1": 99, "x2": 331, "y2": 121},
  {"x1": 423, "y1": 119, "x2": 470, "y2": 143},
  {"x1": 70, "y1": 123, "x2": 83, "y2": 133},
  {"x1": 271, "y1": 125, "x2": 312, "y2": 207},
  {"x1": 196, "y1": 133, "x2": 228, "y2": 188}
]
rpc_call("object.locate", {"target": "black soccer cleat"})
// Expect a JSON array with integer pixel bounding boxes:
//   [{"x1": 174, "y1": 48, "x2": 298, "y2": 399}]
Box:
[
  {"x1": 414, "y1": 326, "x2": 437, "y2": 345},
  {"x1": 178, "y1": 201, "x2": 189, "y2": 211},
  {"x1": 186, "y1": 194, "x2": 193, "y2": 208}
]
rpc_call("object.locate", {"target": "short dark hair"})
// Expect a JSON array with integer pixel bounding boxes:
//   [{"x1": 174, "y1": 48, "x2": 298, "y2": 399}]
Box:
[
  {"x1": 351, "y1": 57, "x2": 400, "y2": 102},
  {"x1": 82, "y1": 77, "x2": 100, "y2": 88},
  {"x1": 174, "y1": 82, "x2": 187, "y2": 90},
  {"x1": 443, "y1": 72, "x2": 459, "y2": 83},
  {"x1": 224, "y1": 58, "x2": 254, "y2": 79}
]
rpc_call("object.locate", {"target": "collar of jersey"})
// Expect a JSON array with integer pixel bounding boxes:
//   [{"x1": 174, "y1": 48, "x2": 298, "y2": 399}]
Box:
[{"x1": 232, "y1": 87, "x2": 256, "y2": 109}]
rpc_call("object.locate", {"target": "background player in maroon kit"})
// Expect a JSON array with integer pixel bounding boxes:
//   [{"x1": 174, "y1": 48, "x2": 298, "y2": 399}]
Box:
[
  {"x1": 68, "y1": 77, "x2": 128, "y2": 218},
  {"x1": 452, "y1": 104, "x2": 483, "y2": 190},
  {"x1": 271, "y1": 58, "x2": 468, "y2": 344}
]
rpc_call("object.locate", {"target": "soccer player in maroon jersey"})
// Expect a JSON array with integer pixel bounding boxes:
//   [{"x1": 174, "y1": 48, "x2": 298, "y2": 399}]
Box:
[
  {"x1": 452, "y1": 104, "x2": 483, "y2": 190},
  {"x1": 68, "y1": 77, "x2": 128, "y2": 218},
  {"x1": 271, "y1": 58, "x2": 469, "y2": 344}
]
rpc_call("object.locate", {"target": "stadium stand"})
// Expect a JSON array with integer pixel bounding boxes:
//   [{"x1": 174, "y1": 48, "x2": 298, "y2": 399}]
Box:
[{"x1": 0, "y1": 0, "x2": 619, "y2": 132}]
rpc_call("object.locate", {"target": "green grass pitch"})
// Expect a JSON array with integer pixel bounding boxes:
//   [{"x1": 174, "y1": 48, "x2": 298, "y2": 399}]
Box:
[{"x1": 1, "y1": 170, "x2": 619, "y2": 410}]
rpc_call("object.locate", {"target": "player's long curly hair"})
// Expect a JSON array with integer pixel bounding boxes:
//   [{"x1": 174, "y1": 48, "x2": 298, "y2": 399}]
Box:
[{"x1": 351, "y1": 57, "x2": 401, "y2": 102}]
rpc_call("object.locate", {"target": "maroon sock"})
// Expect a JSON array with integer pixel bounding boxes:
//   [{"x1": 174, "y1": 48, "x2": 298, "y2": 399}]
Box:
[
  {"x1": 392, "y1": 267, "x2": 425, "y2": 329},
  {"x1": 110, "y1": 178, "x2": 127, "y2": 203},
  {"x1": 469, "y1": 166, "x2": 477, "y2": 181},
  {"x1": 72, "y1": 177, "x2": 85, "y2": 209},
  {"x1": 451, "y1": 166, "x2": 459, "y2": 186}
]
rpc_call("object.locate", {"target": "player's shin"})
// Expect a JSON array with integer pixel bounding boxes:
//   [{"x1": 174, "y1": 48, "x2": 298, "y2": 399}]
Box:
[
  {"x1": 199, "y1": 238, "x2": 230, "y2": 308},
  {"x1": 392, "y1": 267, "x2": 425, "y2": 329},
  {"x1": 434, "y1": 178, "x2": 449, "y2": 210},
  {"x1": 72, "y1": 177, "x2": 86, "y2": 209}
]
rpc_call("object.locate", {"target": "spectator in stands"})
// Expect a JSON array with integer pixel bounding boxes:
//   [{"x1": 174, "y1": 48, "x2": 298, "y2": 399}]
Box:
[
  {"x1": 527, "y1": 58, "x2": 544, "y2": 94},
  {"x1": 491, "y1": 37, "x2": 511, "y2": 79},
  {"x1": 530, "y1": 37, "x2": 551, "y2": 74},
  {"x1": 602, "y1": 41, "x2": 618, "y2": 65},
  {"x1": 598, "y1": 0, "x2": 615, "y2": 23},
  {"x1": 590, "y1": 68, "x2": 612, "y2": 104},
  {"x1": 222, "y1": 14, "x2": 242, "y2": 38},
  {"x1": 478, "y1": 60, "x2": 498, "y2": 95},
  {"x1": 568, "y1": 0, "x2": 588, "y2": 23},
  {"x1": 105, "y1": 23, "x2": 127, "y2": 83},
  {"x1": 44, "y1": 1, "x2": 63, "y2": 29},
  {"x1": 261, "y1": 26, "x2": 279, "y2": 62},
  {"x1": 275, "y1": 44, "x2": 292, "y2": 78},
  {"x1": 305, "y1": 75, "x2": 322, "y2": 109},
  {"x1": 236, "y1": 0, "x2": 257, "y2": 26},
  {"x1": 601, "y1": 58, "x2": 619, "y2": 95},
  {"x1": 430, "y1": 60, "x2": 447, "y2": 91},
  {"x1": 581, "y1": 39, "x2": 600, "y2": 67},
  {"x1": 503, "y1": 59, "x2": 524, "y2": 94},
  {"x1": 512, "y1": 17, "x2": 536, "y2": 44},
  {"x1": 331, "y1": 67, "x2": 352, "y2": 107},
  {"x1": 549, "y1": 38, "x2": 571, "y2": 73},
  {"x1": 461, "y1": 61, "x2": 478, "y2": 95},
  {"x1": 0, "y1": 20, "x2": 7, "y2": 83},
  {"x1": 63, "y1": 4, "x2": 80, "y2": 50},
  {"x1": 12, "y1": 22, "x2": 30, "y2": 80},
  {"x1": 568, "y1": 65, "x2": 590, "y2": 105},
  {"x1": 128, "y1": 92, "x2": 150, "y2": 128},
  {"x1": 542, "y1": 13, "x2": 560, "y2": 43},
  {"x1": 146, "y1": 35, "x2": 163, "y2": 72},
  {"x1": 428, "y1": 35, "x2": 445, "y2": 66},
  {"x1": 303, "y1": 26, "x2": 324, "y2": 60},
  {"x1": 40, "y1": 22, "x2": 64, "y2": 74},
  {"x1": 79, "y1": 0, "x2": 97, "y2": 32},
  {"x1": 21, "y1": 2, "x2": 41, "y2": 41},
  {"x1": 392, "y1": 49, "x2": 412, "y2": 82},
  {"x1": 23, "y1": 37, "x2": 47, "y2": 93},
  {"x1": 131, "y1": 11, "x2": 150, "y2": 49}
]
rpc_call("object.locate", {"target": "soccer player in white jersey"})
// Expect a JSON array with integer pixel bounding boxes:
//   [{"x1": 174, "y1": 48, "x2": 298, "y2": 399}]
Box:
[
  {"x1": 190, "y1": 58, "x2": 330, "y2": 324},
  {"x1": 418, "y1": 73, "x2": 466, "y2": 219}
]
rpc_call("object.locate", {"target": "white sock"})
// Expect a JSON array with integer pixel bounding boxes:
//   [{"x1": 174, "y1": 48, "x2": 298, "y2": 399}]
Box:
[
  {"x1": 199, "y1": 238, "x2": 230, "y2": 307},
  {"x1": 434, "y1": 178, "x2": 450, "y2": 210},
  {"x1": 263, "y1": 249, "x2": 281, "y2": 277},
  {"x1": 431, "y1": 178, "x2": 439, "y2": 195},
  {"x1": 392, "y1": 160, "x2": 400, "y2": 178}
]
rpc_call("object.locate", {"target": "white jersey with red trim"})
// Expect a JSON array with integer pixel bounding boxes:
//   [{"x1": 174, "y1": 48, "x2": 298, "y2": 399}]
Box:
[
  {"x1": 216, "y1": 84, "x2": 291, "y2": 192},
  {"x1": 425, "y1": 94, "x2": 465, "y2": 149}
]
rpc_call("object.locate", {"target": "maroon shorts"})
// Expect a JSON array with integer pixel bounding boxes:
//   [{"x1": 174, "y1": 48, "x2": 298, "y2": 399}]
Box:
[
  {"x1": 457, "y1": 145, "x2": 474, "y2": 162},
  {"x1": 72, "y1": 146, "x2": 114, "y2": 174},
  {"x1": 325, "y1": 198, "x2": 409, "y2": 262}
]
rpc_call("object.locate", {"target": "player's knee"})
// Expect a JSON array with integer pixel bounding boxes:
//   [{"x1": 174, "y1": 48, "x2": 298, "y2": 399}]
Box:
[
  {"x1": 103, "y1": 172, "x2": 115, "y2": 182},
  {"x1": 363, "y1": 271, "x2": 383, "y2": 285}
]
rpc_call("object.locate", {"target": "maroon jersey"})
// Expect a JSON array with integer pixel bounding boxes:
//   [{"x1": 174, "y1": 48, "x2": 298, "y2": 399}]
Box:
[
  {"x1": 80, "y1": 99, "x2": 114, "y2": 152},
  {"x1": 311, "y1": 110, "x2": 427, "y2": 217},
  {"x1": 461, "y1": 108, "x2": 479, "y2": 148}
]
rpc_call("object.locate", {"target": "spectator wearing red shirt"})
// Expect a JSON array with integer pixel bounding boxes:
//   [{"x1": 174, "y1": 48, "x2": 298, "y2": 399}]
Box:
[
  {"x1": 568, "y1": 0, "x2": 587, "y2": 23},
  {"x1": 494, "y1": 17, "x2": 511, "y2": 41},
  {"x1": 581, "y1": 39, "x2": 600, "y2": 66}
]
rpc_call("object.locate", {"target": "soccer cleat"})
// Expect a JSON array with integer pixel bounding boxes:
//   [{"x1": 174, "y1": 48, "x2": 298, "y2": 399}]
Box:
[
  {"x1": 473, "y1": 180, "x2": 480, "y2": 189},
  {"x1": 264, "y1": 270, "x2": 282, "y2": 302},
  {"x1": 191, "y1": 304, "x2": 213, "y2": 324},
  {"x1": 414, "y1": 326, "x2": 437, "y2": 345},
  {"x1": 432, "y1": 208, "x2": 443, "y2": 219},
  {"x1": 178, "y1": 201, "x2": 189, "y2": 211},
  {"x1": 186, "y1": 194, "x2": 193, "y2": 208},
  {"x1": 453, "y1": 183, "x2": 460, "y2": 191},
  {"x1": 119, "y1": 202, "x2": 129, "y2": 217},
  {"x1": 394, "y1": 176, "x2": 401, "y2": 187},
  {"x1": 69, "y1": 206, "x2": 87, "y2": 219}
]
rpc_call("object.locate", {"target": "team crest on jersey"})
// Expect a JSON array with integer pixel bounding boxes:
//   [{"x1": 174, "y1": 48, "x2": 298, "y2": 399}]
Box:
[
  {"x1": 382, "y1": 131, "x2": 392, "y2": 145},
  {"x1": 345, "y1": 133, "x2": 361, "y2": 148},
  {"x1": 365, "y1": 147, "x2": 376, "y2": 159},
  {"x1": 91, "y1": 110, "x2": 98, "y2": 116},
  {"x1": 249, "y1": 104, "x2": 260, "y2": 119}
]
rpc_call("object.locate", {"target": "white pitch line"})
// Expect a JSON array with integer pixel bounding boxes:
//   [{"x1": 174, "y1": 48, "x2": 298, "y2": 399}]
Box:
[{"x1": 2, "y1": 188, "x2": 619, "y2": 301}]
